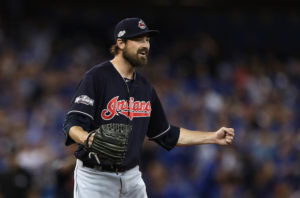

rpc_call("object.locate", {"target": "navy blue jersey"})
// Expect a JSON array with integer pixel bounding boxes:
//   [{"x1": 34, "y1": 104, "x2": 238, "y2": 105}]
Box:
[{"x1": 63, "y1": 61, "x2": 179, "y2": 169}]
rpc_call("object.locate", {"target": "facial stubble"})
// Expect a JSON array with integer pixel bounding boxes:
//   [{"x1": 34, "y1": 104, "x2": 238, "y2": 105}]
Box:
[{"x1": 122, "y1": 46, "x2": 148, "y2": 68}]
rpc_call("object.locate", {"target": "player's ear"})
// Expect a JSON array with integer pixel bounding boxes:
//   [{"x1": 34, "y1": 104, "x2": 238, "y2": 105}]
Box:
[{"x1": 116, "y1": 38, "x2": 126, "y2": 50}]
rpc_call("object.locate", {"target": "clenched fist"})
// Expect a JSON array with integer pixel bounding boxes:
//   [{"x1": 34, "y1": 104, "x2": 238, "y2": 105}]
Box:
[{"x1": 215, "y1": 127, "x2": 235, "y2": 146}]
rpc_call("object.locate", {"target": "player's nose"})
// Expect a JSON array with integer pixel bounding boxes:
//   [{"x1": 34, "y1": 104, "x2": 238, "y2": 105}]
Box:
[
  {"x1": 141, "y1": 40, "x2": 150, "y2": 49},
  {"x1": 140, "y1": 37, "x2": 150, "y2": 49}
]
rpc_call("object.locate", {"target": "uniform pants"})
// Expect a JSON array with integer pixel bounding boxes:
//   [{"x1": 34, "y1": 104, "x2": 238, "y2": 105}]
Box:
[{"x1": 74, "y1": 159, "x2": 147, "y2": 198}]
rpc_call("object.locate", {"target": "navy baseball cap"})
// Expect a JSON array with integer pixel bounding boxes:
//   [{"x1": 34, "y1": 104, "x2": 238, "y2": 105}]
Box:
[{"x1": 114, "y1": 18, "x2": 159, "y2": 41}]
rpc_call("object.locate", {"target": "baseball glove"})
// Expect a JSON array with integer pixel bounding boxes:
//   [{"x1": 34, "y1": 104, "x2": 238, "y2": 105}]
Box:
[{"x1": 84, "y1": 123, "x2": 132, "y2": 165}]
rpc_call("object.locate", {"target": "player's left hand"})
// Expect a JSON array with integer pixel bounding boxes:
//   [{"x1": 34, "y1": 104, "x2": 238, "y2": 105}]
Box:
[{"x1": 215, "y1": 127, "x2": 235, "y2": 146}]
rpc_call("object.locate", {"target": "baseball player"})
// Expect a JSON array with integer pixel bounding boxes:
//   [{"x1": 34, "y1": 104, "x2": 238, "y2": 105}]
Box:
[{"x1": 63, "y1": 17, "x2": 235, "y2": 198}]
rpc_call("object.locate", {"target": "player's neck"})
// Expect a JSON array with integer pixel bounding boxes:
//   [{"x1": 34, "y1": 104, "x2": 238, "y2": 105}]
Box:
[{"x1": 111, "y1": 56, "x2": 135, "y2": 80}]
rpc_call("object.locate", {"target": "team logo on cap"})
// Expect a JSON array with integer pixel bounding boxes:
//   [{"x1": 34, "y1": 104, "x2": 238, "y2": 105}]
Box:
[
  {"x1": 138, "y1": 20, "x2": 146, "y2": 29},
  {"x1": 118, "y1": 30, "x2": 126, "y2": 37}
]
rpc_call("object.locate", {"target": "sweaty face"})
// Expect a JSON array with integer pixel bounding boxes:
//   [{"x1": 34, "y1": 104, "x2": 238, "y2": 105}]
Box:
[{"x1": 122, "y1": 37, "x2": 150, "y2": 68}]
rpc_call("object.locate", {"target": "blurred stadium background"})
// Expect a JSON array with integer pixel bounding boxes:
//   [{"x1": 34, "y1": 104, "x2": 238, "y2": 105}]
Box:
[{"x1": 1, "y1": 0, "x2": 300, "y2": 197}]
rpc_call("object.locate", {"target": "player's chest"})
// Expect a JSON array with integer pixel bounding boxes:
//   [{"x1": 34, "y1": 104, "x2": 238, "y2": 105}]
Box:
[{"x1": 99, "y1": 80, "x2": 152, "y2": 121}]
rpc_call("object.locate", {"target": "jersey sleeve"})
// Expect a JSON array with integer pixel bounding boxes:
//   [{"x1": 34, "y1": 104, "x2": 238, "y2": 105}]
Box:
[
  {"x1": 147, "y1": 88, "x2": 180, "y2": 150},
  {"x1": 67, "y1": 73, "x2": 97, "y2": 120},
  {"x1": 63, "y1": 113, "x2": 93, "y2": 146}
]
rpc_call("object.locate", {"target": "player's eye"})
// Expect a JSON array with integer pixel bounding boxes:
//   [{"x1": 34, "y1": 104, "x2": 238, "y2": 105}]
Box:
[
  {"x1": 132, "y1": 37, "x2": 150, "y2": 43},
  {"x1": 136, "y1": 37, "x2": 144, "y2": 42}
]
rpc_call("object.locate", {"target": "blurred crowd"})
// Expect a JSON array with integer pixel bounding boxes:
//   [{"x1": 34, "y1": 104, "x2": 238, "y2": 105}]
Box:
[{"x1": 0, "y1": 7, "x2": 300, "y2": 198}]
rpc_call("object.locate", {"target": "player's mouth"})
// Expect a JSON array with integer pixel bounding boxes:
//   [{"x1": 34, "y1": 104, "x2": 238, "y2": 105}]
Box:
[
  {"x1": 138, "y1": 52, "x2": 146, "y2": 57},
  {"x1": 137, "y1": 49, "x2": 148, "y2": 57}
]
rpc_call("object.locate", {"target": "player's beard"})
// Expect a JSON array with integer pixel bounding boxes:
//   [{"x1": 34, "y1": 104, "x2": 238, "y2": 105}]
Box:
[{"x1": 123, "y1": 46, "x2": 149, "y2": 68}]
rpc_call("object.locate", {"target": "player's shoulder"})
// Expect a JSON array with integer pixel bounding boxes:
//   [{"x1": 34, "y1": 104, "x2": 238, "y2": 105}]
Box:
[
  {"x1": 85, "y1": 61, "x2": 112, "y2": 77},
  {"x1": 135, "y1": 72, "x2": 154, "y2": 89}
]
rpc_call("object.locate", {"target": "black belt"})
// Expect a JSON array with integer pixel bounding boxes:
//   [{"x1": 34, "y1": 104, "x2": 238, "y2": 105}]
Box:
[{"x1": 83, "y1": 162, "x2": 128, "y2": 173}]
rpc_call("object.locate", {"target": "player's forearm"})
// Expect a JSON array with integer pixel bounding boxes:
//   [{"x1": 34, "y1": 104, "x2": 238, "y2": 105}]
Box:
[
  {"x1": 69, "y1": 126, "x2": 89, "y2": 144},
  {"x1": 176, "y1": 128, "x2": 217, "y2": 146}
]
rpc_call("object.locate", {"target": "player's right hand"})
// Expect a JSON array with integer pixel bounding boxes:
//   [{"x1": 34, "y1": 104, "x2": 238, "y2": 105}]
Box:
[{"x1": 87, "y1": 133, "x2": 95, "y2": 147}]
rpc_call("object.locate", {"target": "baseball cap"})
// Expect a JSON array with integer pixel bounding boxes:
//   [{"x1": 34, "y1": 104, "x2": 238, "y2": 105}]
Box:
[{"x1": 114, "y1": 18, "x2": 159, "y2": 41}]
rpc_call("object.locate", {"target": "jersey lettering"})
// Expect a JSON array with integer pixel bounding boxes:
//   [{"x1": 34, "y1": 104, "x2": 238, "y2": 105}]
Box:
[{"x1": 101, "y1": 96, "x2": 151, "y2": 120}]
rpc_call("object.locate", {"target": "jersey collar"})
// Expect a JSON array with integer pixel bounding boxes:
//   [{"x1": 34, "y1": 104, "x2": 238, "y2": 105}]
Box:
[{"x1": 109, "y1": 60, "x2": 136, "y2": 81}]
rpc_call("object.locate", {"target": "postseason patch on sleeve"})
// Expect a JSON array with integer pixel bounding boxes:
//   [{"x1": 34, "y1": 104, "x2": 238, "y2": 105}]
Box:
[{"x1": 75, "y1": 95, "x2": 94, "y2": 106}]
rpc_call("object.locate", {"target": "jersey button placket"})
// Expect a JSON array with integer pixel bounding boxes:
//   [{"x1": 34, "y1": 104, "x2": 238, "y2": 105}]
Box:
[{"x1": 123, "y1": 78, "x2": 132, "y2": 124}]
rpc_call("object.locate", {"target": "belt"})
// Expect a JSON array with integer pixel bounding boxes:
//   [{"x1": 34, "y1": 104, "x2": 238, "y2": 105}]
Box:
[{"x1": 82, "y1": 162, "x2": 128, "y2": 173}]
